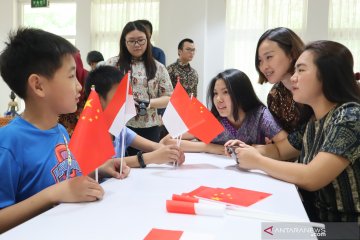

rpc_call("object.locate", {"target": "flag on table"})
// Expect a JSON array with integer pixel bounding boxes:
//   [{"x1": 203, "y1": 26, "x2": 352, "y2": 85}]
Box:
[
  {"x1": 103, "y1": 72, "x2": 136, "y2": 137},
  {"x1": 69, "y1": 89, "x2": 115, "y2": 175},
  {"x1": 166, "y1": 200, "x2": 225, "y2": 217},
  {"x1": 162, "y1": 82, "x2": 204, "y2": 138},
  {"x1": 188, "y1": 97, "x2": 224, "y2": 143},
  {"x1": 185, "y1": 186, "x2": 271, "y2": 207},
  {"x1": 144, "y1": 228, "x2": 215, "y2": 240}
]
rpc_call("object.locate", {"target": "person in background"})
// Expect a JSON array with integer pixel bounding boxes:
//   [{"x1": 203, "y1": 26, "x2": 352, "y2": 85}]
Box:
[
  {"x1": 228, "y1": 41, "x2": 360, "y2": 223},
  {"x1": 161, "y1": 69, "x2": 287, "y2": 155},
  {"x1": 167, "y1": 38, "x2": 199, "y2": 97},
  {"x1": 0, "y1": 28, "x2": 129, "y2": 234},
  {"x1": 58, "y1": 51, "x2": 88, "y2": 136},
  {"x1": 84, "y1": 65, "x2": 185, "y2": 167},
  {"x1": 136, "y1": 19, "x2": 166, "y2": 66},
  {"x1": 86, "y1": 50, "x2": 105, "y2": 70},
  {"x1": 256, "y1": 27, "x2": 312, "y2": 133},
  {"x1": 106, "y1": 21, "x2": 173, "y2": 156}
]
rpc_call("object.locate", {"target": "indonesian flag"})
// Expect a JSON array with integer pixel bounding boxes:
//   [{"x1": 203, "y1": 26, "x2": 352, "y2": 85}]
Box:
[
  {"x1": 103, "y1": 72, "x2": 136, "y2": 137},
  {"x1": 188, "y1": 97, "x2": 224, "y2": 143},
  {"x1": 69, "y1": 89, "x2": 115, "y2": 175},
  {"x1": 144, "y1": 228, "x2": 215, "y2": 240},
  {"x1": 162, "y1": 82, "x2": 204, "y2": 138},
  {"x1": 166, "y1": 200, "x2": 225, "y2": 217}
]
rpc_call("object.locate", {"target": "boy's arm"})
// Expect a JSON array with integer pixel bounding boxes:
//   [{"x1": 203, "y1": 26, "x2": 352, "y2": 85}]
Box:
[
  {"x1": 162, "y1": 136, "x2": 225, "y2": 155},
  {"x1": 0, "y1": 176, "x2": 103, "y2": 233},
  {"x1": 131, "y1": 134, "x2": 160, "y2": 152}
]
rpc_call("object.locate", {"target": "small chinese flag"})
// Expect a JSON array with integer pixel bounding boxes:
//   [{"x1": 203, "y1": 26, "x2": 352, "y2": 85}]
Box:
[
  {"x1": 185, "y1": 186, "x2": 271, "y2": 207},
  {"x1": 69, "y1": 89, "x2": 115, "y2": 175},
  {"x1": 188, "y1": 97, "x2": 224, "y2": 144}
]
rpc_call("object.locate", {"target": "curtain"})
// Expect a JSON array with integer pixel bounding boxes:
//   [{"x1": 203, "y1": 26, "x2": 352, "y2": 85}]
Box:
[
  {"x1": 224, "y1": 0, "x2": 308, "y2": 102},
  {"x1": 91, "y1": 0, "x2": 160, "y2": 60},
  {"x1": 329, "y1": 0, "x2": 360, "y2": 71}
]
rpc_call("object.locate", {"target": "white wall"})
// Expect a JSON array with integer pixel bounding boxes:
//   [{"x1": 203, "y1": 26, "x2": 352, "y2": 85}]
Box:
[
  {"x1": 159, "y1": 0, "x2": 226, "y2": 103},
  {"x1": 0, "y1": 0, "x2": 19, "y2": 113},
  {"x1": 0, "y1": 0, "x2": 333, "y2": 112}
]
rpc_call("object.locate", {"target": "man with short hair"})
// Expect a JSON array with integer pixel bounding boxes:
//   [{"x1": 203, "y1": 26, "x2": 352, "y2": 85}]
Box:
[
  {"x1": 167, "y1": 38, "x2": 199, "y2": 97},
  {"x1": 136, "y1": 19, "x2": 166, "y2": 66}
]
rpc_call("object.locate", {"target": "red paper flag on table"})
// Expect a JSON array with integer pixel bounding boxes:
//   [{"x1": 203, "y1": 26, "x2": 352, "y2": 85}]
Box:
[
  {"x1": 144, "y1": 228, "x2": 215, "y2": 240},
  {"x1": 103, "y1": 72, "x2": 136, "y2": 137},
  {"x1": 185, "y1": 186, "x2": 271, "y2": 207},
  {"x1": 188, "y1": 97, "x2": 224, "y2": 143},
  {"x1": 69, "y1": 89, "x2": 115, "y2": 175},
  {"x1": 162, "y1": 82, "x2": 204, "y2": 138}
]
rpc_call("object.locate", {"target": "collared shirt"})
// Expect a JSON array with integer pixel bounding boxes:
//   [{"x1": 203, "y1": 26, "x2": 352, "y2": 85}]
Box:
[
  {"x1": 167, "y1": 59, "x2": 199, "y2": 97},
  {"x1": 106, "y1": 56, "x2": 173, "y2": 128}
]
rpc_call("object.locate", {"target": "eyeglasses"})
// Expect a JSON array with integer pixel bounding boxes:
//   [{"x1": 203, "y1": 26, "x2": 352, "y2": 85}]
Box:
[{"x1": 126, "y1": 39, "x2": 147, "y2": 47}]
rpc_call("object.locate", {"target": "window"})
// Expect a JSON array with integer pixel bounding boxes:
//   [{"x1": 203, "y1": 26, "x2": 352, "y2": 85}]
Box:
[
  {"x1": 91, "y1": 0, "x2": 160, "y2": 60},
  {"x1": 225, "y1": 0, "x2": 308, "y2": 102},
  {"x1": 19, "y1": 0, "x2": 76, "y2": 45},
  {"x1": 329, "y1": 0, "x2": 360, "y2": 71}
]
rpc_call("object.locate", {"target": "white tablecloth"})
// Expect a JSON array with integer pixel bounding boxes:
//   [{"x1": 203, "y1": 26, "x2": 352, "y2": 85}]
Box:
[{"x1": 1, "y1": 153, "x2": 309, "y2": 240}]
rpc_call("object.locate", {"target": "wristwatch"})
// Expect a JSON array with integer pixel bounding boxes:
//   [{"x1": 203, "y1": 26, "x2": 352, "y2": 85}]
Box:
[{"x1": 137, "y1": 151, "x2": 146, "y2": 168}]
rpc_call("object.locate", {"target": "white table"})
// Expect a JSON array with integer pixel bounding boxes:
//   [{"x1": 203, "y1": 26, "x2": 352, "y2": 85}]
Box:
[{"x1": 1, "y1": 153, "x2": 309, "y2": 240}]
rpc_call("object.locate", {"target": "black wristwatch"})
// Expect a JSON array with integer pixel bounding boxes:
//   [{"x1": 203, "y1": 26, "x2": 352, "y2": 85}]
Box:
[{"x1": 137, "y1": 151, "x2": 146, "y2": 168}]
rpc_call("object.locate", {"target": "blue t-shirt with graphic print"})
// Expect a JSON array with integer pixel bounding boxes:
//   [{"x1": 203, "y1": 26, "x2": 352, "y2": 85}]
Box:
[{"x1": 0, "y1": 117, "x2": 81, "y2": 209}]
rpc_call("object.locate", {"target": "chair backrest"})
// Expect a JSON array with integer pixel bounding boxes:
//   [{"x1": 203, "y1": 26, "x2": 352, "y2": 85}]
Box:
[{"x1": 0, "y1": 117, "x2": 12, "y2": 127}]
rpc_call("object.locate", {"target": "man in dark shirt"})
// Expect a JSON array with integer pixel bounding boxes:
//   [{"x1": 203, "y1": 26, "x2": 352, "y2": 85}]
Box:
[{"x1": 136, "y1": 19, "x2": 166, "y2": 66}]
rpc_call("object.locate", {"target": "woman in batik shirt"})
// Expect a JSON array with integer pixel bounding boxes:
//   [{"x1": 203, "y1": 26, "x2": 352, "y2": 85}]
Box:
[
  {"x1": 227, "y1": 41, "x2": 360, "y2": 223},
  {"x1": 256, "y1": 27, "x2": 312, "y2": 133},
  {"x1": 107, "y1": 21, "x2": 173, "y2": 156}
]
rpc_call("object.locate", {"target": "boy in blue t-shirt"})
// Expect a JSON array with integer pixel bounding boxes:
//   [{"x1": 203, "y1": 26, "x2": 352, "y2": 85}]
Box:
[
  {"x1": 85, "y1": 65, "x2": 185, "y2": 167},
  {"x1": 0, "y1": 28, "x2": 129, "y2": 233}
]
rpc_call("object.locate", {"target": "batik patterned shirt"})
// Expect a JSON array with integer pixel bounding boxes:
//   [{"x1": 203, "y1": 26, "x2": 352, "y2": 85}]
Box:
[
  {"x1": 288, "y1": 102, "x2": 360, "y2": 223},
  {"x1": 268, "y1": 82, "x2": 312, "y2": 133},
  {"x1": 212, "y1": 105, "x2": 283, "y2": 145},
  {"x1": 106, "y1": 56, "x2": 173, "y2": 128},
  {"x1": 167, "y1": 59, "x2": 199, "y2": 97}
]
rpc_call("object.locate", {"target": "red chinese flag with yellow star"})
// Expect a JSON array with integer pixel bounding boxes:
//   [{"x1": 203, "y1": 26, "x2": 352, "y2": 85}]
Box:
[
  {"x1": 69, "y1": 89, "x2": 115, "y2": 175},
  {"x1": 185, "y1": 186, "x2": 271, "y2": 207},
  {"x1": 188, "y1": 97, "x2": 224, "y2": 144}
]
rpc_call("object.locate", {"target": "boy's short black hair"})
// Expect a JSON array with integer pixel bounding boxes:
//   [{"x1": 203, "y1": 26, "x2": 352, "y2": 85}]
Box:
[
  {"x1": 84, "y1": 65, "x2": 125, "y2": 100},
  {"x1": 0, "y1": 28, "x2": 77, "y2": 99},
  {"x1": 86, "y1": 51, "x2": 104, "y2": 65}
]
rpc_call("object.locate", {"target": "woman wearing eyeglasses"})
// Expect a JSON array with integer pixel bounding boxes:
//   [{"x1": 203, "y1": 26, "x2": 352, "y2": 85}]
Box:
[{"x1": 106, "y1": 21, "x2": 173, "y2": 156}]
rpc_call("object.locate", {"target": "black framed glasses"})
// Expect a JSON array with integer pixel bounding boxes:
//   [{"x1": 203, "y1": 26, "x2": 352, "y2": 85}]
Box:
[{"x1": 126, "y1": 39, "x2": 147, "y2": 47}]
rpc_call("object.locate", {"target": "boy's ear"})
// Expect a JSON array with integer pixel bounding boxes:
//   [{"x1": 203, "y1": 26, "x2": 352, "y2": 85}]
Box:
[{"x1": 28, "y1": 74, "x2": 46, "y2": 98}]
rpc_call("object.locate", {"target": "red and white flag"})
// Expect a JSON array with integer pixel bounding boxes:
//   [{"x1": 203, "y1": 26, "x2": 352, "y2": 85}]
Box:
[
  {"x1": 144, "y1": 228, "x2": 215, "y2": 240},
  {"x1": 162, "y1": 82, "x2": 204, "y2": 138},
  {"x1": 166, "y1": 200, "x2": 225, "y2": 217},
  {"x1": 103, "y1": 72, "x2": 136, "y2": 137}
]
